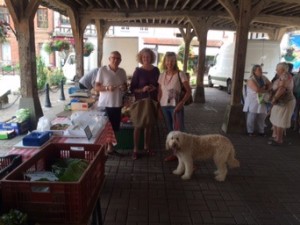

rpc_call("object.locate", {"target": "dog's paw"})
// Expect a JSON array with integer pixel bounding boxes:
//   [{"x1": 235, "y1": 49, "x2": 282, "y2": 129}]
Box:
[
  {"x1": 215, "y1": 174, "x2": 226, "y2": 182},
  {"x1": 181, "y1": 174, "x2": 191, "y2": 180},
  {"x1": 173, "y1": 170, "x2": 182, "y2": 175}
]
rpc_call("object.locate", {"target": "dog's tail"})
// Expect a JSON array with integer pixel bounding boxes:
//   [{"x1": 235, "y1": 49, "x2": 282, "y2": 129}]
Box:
[{"x1": 227, "y1": 148, "x2": 240, "y2": 168}]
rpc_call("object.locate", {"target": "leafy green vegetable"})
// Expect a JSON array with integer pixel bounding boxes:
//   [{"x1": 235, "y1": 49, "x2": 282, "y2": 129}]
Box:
[
  {"x1": 0, "y1": 209, "x2": 28, "y2": 225},
  {"x1": 52, "y1": 158, "x2": 89, "y2": 182},
  {"x1": 15, "y1": 108, "x2": 30, "y2": 122}
]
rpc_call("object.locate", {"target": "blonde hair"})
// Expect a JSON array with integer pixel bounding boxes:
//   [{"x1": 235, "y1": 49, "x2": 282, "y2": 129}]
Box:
[
  {"x1": 161, "y1": 52, "x2": 179, "y2": 71},
  {"x1": 136, "y1": 48, "x2": 156, "y2": 64}
]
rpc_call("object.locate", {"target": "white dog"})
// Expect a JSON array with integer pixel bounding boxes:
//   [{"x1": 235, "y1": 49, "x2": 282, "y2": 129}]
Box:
[{"x1": 165, "y1": 131, "x2": 240, "y2": 181}]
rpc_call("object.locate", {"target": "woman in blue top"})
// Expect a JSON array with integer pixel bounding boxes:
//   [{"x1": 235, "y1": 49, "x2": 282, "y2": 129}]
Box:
[{"x1": 130, "y1": 48, "x2": 160, "y2": 160}]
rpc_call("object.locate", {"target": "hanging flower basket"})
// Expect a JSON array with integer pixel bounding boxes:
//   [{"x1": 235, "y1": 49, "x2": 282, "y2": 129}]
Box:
[
  {"x1": 43, "y1": 40, "x2": 71, "y2": 54},
  {"x1": 83, "y1": 42, "x2": 94, "y2": 57},
  {"x1": 0, "y1": 21, "x2": 8, "y2": 43}
]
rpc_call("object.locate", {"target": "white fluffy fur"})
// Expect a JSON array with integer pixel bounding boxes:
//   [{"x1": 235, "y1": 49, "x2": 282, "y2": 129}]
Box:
[{"x1": 165, "y1": 131, "x2": 240, "y2": 181}]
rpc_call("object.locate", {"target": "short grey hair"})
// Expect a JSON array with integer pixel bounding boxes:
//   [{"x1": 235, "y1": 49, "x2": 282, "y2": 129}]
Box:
[{"x1": 276, "y1": 62, "x2": 289, "y2": 72}]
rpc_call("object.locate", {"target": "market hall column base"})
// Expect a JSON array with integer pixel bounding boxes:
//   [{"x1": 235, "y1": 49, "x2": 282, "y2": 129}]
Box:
[{"x1": 222, "y1": 104, "x2": 246, "y2": 133}]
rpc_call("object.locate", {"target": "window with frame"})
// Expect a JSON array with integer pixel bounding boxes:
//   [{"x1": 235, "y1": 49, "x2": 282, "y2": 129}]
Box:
[
  {"x1": 59, "y1": 15, "x2": 70, "y2": 25},
  {"x1": 0, "y1": 8, "x2": 10, "y2": 23},
  {"x1": 121, "y1": 26, "x2": 130, "y2": 31},
  {"x1": 37, "y1": 8, "x2": 48, "y2": 28}
]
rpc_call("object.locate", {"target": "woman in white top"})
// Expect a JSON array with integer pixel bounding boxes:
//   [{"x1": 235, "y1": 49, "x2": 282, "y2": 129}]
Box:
[
  {"x1": 158, "y1": 52, "x2": 191, "y2": 132},
  {"x1": 243, "y1": 64, "x2": 271, "y2": 136},
  {"x1": 158, "y1": 52, "x2": 191, "y2": 161}
]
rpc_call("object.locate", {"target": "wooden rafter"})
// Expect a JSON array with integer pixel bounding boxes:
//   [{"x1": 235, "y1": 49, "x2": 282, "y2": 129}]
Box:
[
  {"x1": 172, "y1": 0, "x2": 180, "y2": 10},
  {"x1": 123, "y1": 0, "x2": 129, "y2": 8},
  {"x1": 181, "y1": 0, "x2": 190, "y2": 10},
  {"x1": 191, "y1": 0, "x2": 202, "y2": 10},
  {"x1": 114, "y1": 0, "x2": 121, "y2": 9}
]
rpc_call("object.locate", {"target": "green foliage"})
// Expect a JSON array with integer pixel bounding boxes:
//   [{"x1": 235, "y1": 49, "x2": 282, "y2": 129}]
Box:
[
  {"x1": 36, "y1": 57, "x2": 48, "y2": 90},
  {"x1": 177, "y1": 44, "x2": 197, "y2": 73},
  {"x1": 84, "y1": 42, "x2": 94, "y2": 56},
  {"x1": 43, "y1": 40, "x2": 71, "y2": 54},
  {"x1": 52, "y1": 158, "x2": 89, "y2": 182},
  {"x1": 0, "y1": 209, "x2": 28, "y2": 225},
  {"x1": 48, "y1": 68, "x2": 66, "y2": 86},
  {"x1": 0, "y1": 21, "x2": 8, "y2": 43}
]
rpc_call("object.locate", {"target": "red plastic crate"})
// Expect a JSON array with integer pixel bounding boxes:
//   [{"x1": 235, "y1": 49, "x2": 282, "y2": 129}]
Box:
[
  {"x1": 1, "y1": 143, "x2": 106, "y2": 225},
  {"x1": 0, "y1": 154, "x2": 22, "y2": 180}
]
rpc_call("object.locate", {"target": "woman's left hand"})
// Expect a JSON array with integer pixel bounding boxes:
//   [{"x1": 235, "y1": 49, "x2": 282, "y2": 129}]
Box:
[{"x1": 175, "y1": 101, "x2": 184, "y2": 112}]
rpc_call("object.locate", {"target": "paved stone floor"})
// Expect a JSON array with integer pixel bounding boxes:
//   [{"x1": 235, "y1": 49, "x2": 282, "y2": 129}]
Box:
[
  {"x1": 1, "y1": 86, "x2": 300, "y2": 225},
  {"x1": 102, "y1": 88, "x2": 300, "y2": 225}
]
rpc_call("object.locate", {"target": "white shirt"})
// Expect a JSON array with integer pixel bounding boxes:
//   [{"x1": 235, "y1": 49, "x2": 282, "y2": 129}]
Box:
[
  {"x1": 158, "y1": 71, "x2": 187, "y2": 107},
  {"x1": 96, "y1": 65, "x2": 127, "y2": 107},
  {"x1": 243, "y1": 85, "x2": 267, "y2": 114}
]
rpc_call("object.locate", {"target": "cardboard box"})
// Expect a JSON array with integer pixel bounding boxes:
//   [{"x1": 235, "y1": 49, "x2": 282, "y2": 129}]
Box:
[
  {"x1": 71, "y1": 102, "x2": 89, "y2": 111},
  {"x1": 0, "y1": 117, "x2": 30, "y2": 135}
]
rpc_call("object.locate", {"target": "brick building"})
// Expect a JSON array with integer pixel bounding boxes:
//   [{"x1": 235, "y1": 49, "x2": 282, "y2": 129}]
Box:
[{"x1": 0, "y1": 1, "x2": 54, "y2": 70}]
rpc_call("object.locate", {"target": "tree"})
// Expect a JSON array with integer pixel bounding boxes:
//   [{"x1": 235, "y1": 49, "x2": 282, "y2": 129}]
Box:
[{"x1": 177, "y1": 44, "x2": 197, "y2": 74}]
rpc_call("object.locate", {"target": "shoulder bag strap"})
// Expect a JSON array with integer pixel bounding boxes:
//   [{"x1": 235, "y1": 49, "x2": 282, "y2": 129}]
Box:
[{"x1": 177, "y1": 71, "x2": 183, "y2": 89}]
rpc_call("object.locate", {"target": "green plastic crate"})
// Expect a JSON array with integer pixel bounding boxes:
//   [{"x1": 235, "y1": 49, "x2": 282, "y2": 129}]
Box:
[{"x1": 115, "y1": 123, "x2": 144, "y2": 150}]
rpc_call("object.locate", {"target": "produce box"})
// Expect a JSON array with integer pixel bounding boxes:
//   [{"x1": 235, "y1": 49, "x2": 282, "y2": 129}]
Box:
[
  {"x1": 22, "y1": 131, "x2": 52, "y2": 146},
  {"x1": 0, "y1": 117, "x2": 30, "y2": 135},
  {"x1": 71, "y1": 102, "x2": 89, "y2": 111},
  {"x1": 115, "y1": 122, "x2": 144, "y2": 150},
  {"x1": 1, "y1": 143, "x2": 106, "y2": 224},
  {"x1": 0, "y1": 129, "x2": 16, "y2": 140}
]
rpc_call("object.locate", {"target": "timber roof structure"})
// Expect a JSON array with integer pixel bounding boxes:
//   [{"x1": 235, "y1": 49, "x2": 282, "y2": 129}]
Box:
[{"x1": 41, "y1": 0, "x2": 300, "y2": 34}]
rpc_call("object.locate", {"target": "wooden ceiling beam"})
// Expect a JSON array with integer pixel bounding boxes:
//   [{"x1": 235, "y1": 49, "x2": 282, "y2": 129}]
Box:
[
  {"x1": 113, "y1": 0, "x2": 121, "y2": 9},
  {"x1": 123, "y1": 0, "x2": 129, "y2": 8},
  {"x1": 73, "y1": 0, "x2": 85, "y2": 6},
  {"x1": 104, "y1": 0, "x2": 112, "y2": 8},
  {"x1": 79, "y1": 9, "x2": 226, "y2": 19},
  {"x1": 154, "y1": 0, "x2": 158, "y2": 9},
  {"x1": 255, "y1": 14, "x2": 300, "y2": 26},
  {"x1": 181, "y1": 0, "x2": 190, "y2": 10},
  {"x1": 106, "y1": 21, "x2": 186, "y2": 28},
  {"x1": 191, "y1": 0, "x2": 203, "y2": 10},
  {"x1": 172, "y1": 0, "x2": 180, "y2": 10},
  {"x1": 164, "y1": 0, "x2": 169, "y2": 9},
  {"x1": 94, "y1": 0, "x2": 104, "y2": 7}
]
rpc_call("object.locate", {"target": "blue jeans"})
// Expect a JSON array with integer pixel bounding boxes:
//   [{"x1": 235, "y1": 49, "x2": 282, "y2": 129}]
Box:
[{"x1": 161, "y1": 106, "x2": 185, "y2": 132}]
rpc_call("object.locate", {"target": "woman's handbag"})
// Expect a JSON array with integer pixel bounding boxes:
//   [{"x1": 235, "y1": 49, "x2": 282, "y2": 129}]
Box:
[
  {"x1": 130, "y1": 97, "x2": 159, "y2": 128},
  {"x1": 271, "y1": 87, "x2": 294, "y2": 106},
  {"x1": 178, "y1": 73, "x2": 193, "y2": 106}
]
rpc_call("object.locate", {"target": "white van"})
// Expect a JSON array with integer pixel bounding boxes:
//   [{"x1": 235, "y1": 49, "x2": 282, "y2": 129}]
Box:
[{"x1": 208, "y1": 39, "x2": 281, "y2": 94}]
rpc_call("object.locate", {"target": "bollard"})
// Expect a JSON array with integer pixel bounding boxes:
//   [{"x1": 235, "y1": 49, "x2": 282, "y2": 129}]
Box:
[
  {"x1": 59, "y1": 79, "x2": 66, "y2": 101},
  {"x1": 44, "y1": 83, "x2": 52, "y2": 108}
]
